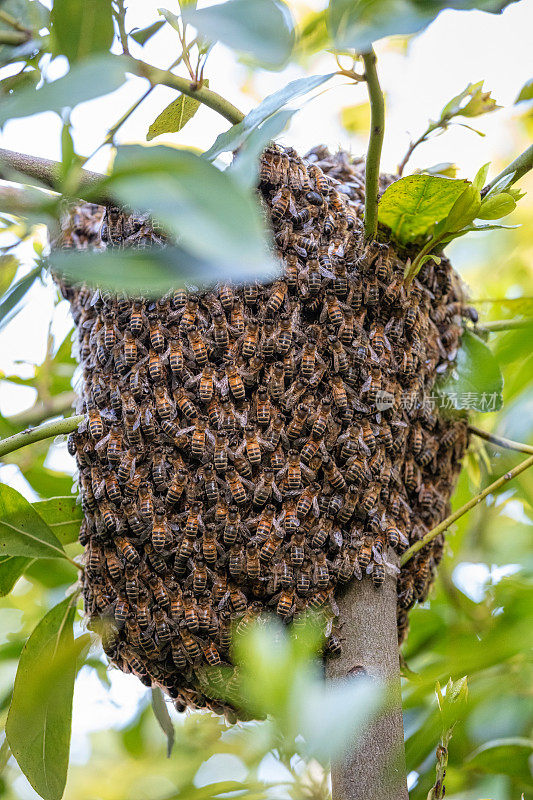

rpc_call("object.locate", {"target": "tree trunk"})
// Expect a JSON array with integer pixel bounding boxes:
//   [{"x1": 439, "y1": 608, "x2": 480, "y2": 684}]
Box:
[{"x1": 326, "y1": 560, "x2": 408, "y2": 800}]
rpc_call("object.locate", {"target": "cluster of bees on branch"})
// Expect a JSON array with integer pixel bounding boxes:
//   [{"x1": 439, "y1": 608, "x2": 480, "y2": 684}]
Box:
[{"x1": 56, "y1": 144, "x2": 469, "y2": 715}]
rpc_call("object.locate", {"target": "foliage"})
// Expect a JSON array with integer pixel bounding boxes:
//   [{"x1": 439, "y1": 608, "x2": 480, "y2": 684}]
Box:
[{"x1": 0, "y1": 1, "x2": 532, "y2": 800}]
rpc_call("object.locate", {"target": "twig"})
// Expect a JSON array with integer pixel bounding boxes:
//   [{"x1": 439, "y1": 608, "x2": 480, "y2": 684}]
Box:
[
  {"x1": 112, "y1": 0, "x2": 130, "y2": 56},
  {"x1": 475, "y1": 317, "x2": 533, "y2": 333},
  {"x1": 0, "y1": 414, "x2": 84, "y2": 459},
  {"x1": 468, "y1": 425, "x2": 533, "y2": 455},
  {"x1": 0, "y1": 30, "x2": 29, "y2": 45},
  {"x1": 6, "y1": 391, "x2": 77, "y2": 429},
  {"x1": 397, "y1": 131, "x2": 428, "y2": 177},
  {"x1": 132, "y1": 58, "x2": 244, "y2": 125},
  {"x1": 0, "y1": 9, "x2": 31, "y2": 33},
  {"x1": 482, "y1": 143, "x2": 533, "y2": 196},
  {"x1": 401, "y1": 453, "x2": 533, "y2": 565},
  {"x1": 361, "y1": 49, "x2": 385, "y2": 242}
]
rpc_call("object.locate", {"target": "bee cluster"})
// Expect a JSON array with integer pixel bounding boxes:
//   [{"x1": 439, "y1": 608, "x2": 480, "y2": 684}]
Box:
[{"x1": 56, "y1": 144, "x2": 469, "y2": 715}]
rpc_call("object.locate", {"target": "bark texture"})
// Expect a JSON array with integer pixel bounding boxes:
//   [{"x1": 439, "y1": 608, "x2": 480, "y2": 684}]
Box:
[{"x1": 327, "y1": 559, "x2": 408, "y2": 800}]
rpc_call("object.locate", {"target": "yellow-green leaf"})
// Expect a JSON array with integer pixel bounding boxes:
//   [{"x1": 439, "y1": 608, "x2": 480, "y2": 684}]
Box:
[
  {"x1": 0, "y1": 483, "x2": 67, "y2": 560},
  {"x1": 32, "y1": 496, "x2": 83, "y2": 545},
  {"x1": 478, "y1": 192, "x2": 517, "y2": 220},
  {"x1": 340, "y1": 101, "x2": 370, "y2": 134},
  {"x1": 378, "y1": 174, "x2": 468, "y2": 242},
  {"x1": 6, "y1": 596, "x2": 79, "y2": 800},
  {"x1": 147, "y1": 80, "x2": 209, "y2": 140}
]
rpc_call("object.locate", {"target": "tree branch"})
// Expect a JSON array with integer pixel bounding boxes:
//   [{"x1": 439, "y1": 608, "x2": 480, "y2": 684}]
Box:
[
  {"x1": 132, "y1": 58, "x2": 244, "y2": 125},
  {"x1": 0, "y1": 414, "x2": 83, "y2": 459},
  {"x1": 468, "y1": 424, "x2": 533, "y2": 455},
  {"x1": 401, "y1": 453, "x2": 533, "y2": 565},
  {"x1": 482, "y1": 143, "x2": 533, "y2": 196},
  {"x1": 326, "y1": 555, "x2": 408, "y2": 800},
  {"x1": 361, "y1": 48, "x2": 385, "y2": 242},
  {"x1": 475, "y1": 317, "x2": 533, "y2": 333},
  {"x1": 0, "y1": 147, "x2": 104, "y2": 192}
]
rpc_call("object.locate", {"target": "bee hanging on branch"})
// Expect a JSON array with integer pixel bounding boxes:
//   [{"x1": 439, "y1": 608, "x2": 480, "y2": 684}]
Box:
[{"x1": 55, "y1": 143, "x2": 469, "y2": 718}]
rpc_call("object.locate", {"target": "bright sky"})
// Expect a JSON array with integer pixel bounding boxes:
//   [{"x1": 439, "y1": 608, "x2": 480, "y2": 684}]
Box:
[{"x1": 1, "y1": 2, "x2": 532, "y2": 794}]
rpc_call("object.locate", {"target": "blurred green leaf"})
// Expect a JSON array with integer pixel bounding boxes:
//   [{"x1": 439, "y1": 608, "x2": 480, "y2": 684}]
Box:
[
  {"x1": 157, "y1": 8, "x2": 183, "y2": 33},
  {"x1": 0, "y1": 0, "x2": 48, "y2": 65},
  {"x1": 378, "y1": 175, "x2": 468, "y2": 242},
  {"x1": 515, "y1": 77, "x2": 533, "y2": 103},
  {"x1": 90, "y1": 145, "x2": 276, "y2": 276},
  {"x1": 228, "y1": 108, "x2": 295, "y2": 189},
  {"x1": 328, "y1": 0, "x2": 520, "y2": 52},
  {"x1": 24, "y1": 557, "x2": 78, "y2": 589},
  {"x1": 147, "y1": 80, "x2": 209, "y2": 140},
  {"x1": 440, "y1": 81, "x2": 500, "y2": 120},
  {"x1": 130, "y1": 19, "x2": 165, "y2": 45},
  {"x1": 204, "y1": 73, "x2": 335, "y2": 160},
  {"x1": 182, "y1": 0, "x2": 295, "y2": 69},
  {"x1": 0, "y1": 483, "x2": 67, "y2": 560},
  {"x1": 0, "y1": 254, "x2": 19, "y2": 295},
  {"x1": 0, "y1": 267, "x2": 40, "y2": 332},
  {"x1": 340, "y1": 101, "x2": 371, "y2": 134},
  {"x1": 6, "y1": 596, "x2": 78, "y2": 800},
  {"x1": 0, "y1": 555, "x2": 30, "y2": 596},
  {"x1": 32, "y1": 496, "x2": 82, "y2": 545},
  {"x1": 0, "y1": 54, "x2": 130, "y2": 127},
  {"x1": 296, "y1": 676, "x2": 382, "y2": 763},
  {"x1": 437, "y1": 330, "x2": 503, "y2": 411},
  {"x1": 416, "y1": 163, "x2": 458, "y2": 178},
  {"x1": 51, "y1": 240, "x2": 278, "y2": 296},
  {"x1": 151, "y1": 687, "x2": 175, "y2": 757},
  {"x1": 465, "y1": 737, "x2": 533, "y2": 782},
  {"x1": 51, "y1": 0, "x2": 114, "y2": 62},
  {"x1": 296, "y1": 9, "x2": 330, "y2": 58}
]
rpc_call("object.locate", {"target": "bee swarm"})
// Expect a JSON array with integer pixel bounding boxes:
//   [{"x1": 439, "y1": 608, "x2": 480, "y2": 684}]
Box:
[{"x1": 56, "y1": 145, "x2": 469, "y2": 716}]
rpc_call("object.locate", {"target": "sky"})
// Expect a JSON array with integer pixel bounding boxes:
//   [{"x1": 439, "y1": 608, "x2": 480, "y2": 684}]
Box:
[{"x1": 0, "y1": 1, "x2": 532, "y2": 795}]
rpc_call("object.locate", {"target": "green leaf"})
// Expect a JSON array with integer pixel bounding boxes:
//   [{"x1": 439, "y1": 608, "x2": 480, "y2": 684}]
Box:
[
  {"x1": 0, "y1": 483, "x2": 67, "y2": 560},
  {"x1": 472, "y1": 162, "x2": 490, "y2": 191},
  {"x1": 93, "y1": 145, "x2": 276, "y2": 275},
  {"x1": 0, "y1": 0, "x2": 49, "y2": 66},
  {"x1": 51, "y1": 242, "x2": 279, "y2": 296},
  {"x1": 416, "y1": 163, "x2": 458, "y2": 178},
  {"x1": 515, "y1": 77, "x2": 533, "y2": 104},
  {"x1": 151, "y1": 687, "x2": 175, "y2": 757},
  {"x1": 51, "y1": 0, "x2": 114, "y2": 63},
  {"x1": 204, "y1": 73, "x2": 335, "y2": 160},
  {"x1": 328, "y1": 0, "x2": 520, "y2": 52},
  {"x1": 0, "y1": 267, "x2": 40, "y2": 332},
  {"x1": 440, "y1": 81, "x2": 500, "y2": 121},
  {"x1": 147, "y1": 80, "x2": 209, "y2": 140},
  {"x1": 442, "y1": 184, "x2": 481, "y2": 232},
  {"x1": 437, "y1": 330, "x2": 503, "y2": 412},
  {"x1": 182, "y1": 0, "x2": 295, "y2": 69},
  {"x1": 32, "y1": 497, "x2": 82, "y2": 545},
  {"x1": 378, "y1": 175, "x2": 468, "y2": 243},
  {"x1": 465, "y1": 737, "x2": 533, "y2": 781},
  {"x1": 296, "y1": 9, "x2": 330, "y2": 58},
  {"x1": 0, "y1": 54, "x2": 130, "y2": 127},
  {"x1": 6, "y1": 596, "x2": 79, "y2": 800},
  {"x1": 130, "y1": 20, "x2": 166, "y2": 45},
  {"x1": 0, "y1": 254, "x2": 19, "y2": 295},
  {"x1": 478, "y1": 191, "x2": 517, "y2": 219},
  {"x1": 157, "y1": 8, "x2": 183, "y2": 33},
  {"x1": 0, "y1": 555, "x2": 30, "y2": 596}
]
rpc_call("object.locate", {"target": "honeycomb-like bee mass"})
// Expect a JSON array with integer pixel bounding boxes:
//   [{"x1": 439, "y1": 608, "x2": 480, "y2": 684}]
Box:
[{"x1": 57, "y1": 145, "x2": 469, "y2": 715}]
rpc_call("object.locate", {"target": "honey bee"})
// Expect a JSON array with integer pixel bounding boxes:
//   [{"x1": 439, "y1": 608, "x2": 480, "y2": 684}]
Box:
[
  {"x1": 225, "y1": 360, "x2": 245, "y2": 400},
  {"x1": 87, "y1": 403, "x2": 104, "y2": 440},
  {"x1": 190, "y1": 416, "x2": 208, "y2": 458},
  {"x1": 174, "y1": 387, "x2": 196, "y2": 420},
  {"x1": 271, "y1": 188, "x2": 293, "y2": 223},
  {"x1": 296, "y1": 482, "x2": 320, "y2": 518},
  {"x1": 229, "y1": 586, "x2": 247, "y2": 614},
  {"x1": 226, "y1": 468, "x2": 248, "y2": 505},
  {"x1": 179, "y1": 296, "x2": 198, "y2": 332},
  {"x1": 151, "y1": 509, "x2": 169, "y2": 551},
  {"x1": 148, "y1": 317, "x2": 165, "y2": 352},
  {"x1": 129, "y1": 300, "x2": 144, "y2": 335},
  {"x1": 266, "y1": 280, "x2": 288, "y2": 316},
  {"x1": 260, "y1": 530, "x2": 284, "y2": 563},
  {"x1": 255, "y1": 386, "x2": 272, "y2": 427},
  {"x1": 262, "y1": 415, "x2": 284, "y2": 450},
  {"x1": 201, "y1": 524, "x2": 218, "y2": 564},
  {"x1": 116, "y1": 536, "x2": 140, "y2": 565},
  {"x1": 187, "y1": 326, "x2": 208, "y2": 366},
  {"x1": 276, "y1": 589, "x2": 294, "y2": 619},
  {"x1": 369, "y1": 323, "x2": 391, "y2": 359},
  {"x1": 314, "y1": 552, "x2": 330, "y2": 589},
  {"x1": 213, "y1": 433, "x2": 229, "y2": 472},
  {"x1": 180, "y1": 627, "x2": 202, "y2": 660}
]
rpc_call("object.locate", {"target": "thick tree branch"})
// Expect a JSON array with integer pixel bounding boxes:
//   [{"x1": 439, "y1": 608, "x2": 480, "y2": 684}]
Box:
[
  {"x1": 0, "y1": 147, "x2": 104, "y2": 193},
  {"x1": 0, "y1": 414, "x2": 83, "y2": 459},
  {"x1": 326, "y1": 556, "x2": 408, "y2": 800},
  {"x1": 361, "y1": 48, "x2": 385, "y2": 242},
  {"x1": 401, "y1": 453, "x2": 533, "y2": 565}
]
